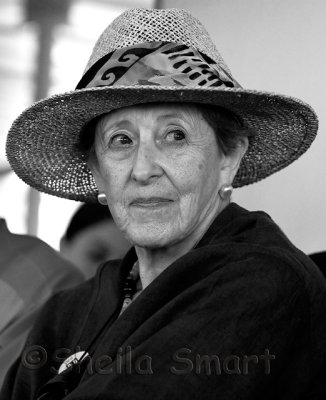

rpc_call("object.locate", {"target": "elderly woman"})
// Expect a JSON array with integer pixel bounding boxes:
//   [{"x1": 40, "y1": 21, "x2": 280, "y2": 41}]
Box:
[{"x1": 2, "y1": 8, "x2": 326, "y2": 400}]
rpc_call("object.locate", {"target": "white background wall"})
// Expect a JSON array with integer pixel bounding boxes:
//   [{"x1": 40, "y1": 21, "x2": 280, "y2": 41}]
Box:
[{"x1": 163, "y1": 0, "x2": 326, "y2": 254}]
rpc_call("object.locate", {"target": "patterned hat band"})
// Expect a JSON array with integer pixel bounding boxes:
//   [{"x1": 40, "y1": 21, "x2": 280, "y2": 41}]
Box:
[{"x1": 76, "y1": 42, "x2": 242, "y2": 90}]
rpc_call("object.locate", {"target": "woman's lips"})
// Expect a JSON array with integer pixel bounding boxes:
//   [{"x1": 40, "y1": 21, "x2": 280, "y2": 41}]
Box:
[{"x1": 130, "y1": 197, "x2": 174, "y2": 207}]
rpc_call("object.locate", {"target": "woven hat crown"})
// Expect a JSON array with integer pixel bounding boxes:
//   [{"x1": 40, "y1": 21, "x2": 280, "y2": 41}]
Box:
[{"x1": 84, "y1": 8, "x2": 232, "y2": 76}]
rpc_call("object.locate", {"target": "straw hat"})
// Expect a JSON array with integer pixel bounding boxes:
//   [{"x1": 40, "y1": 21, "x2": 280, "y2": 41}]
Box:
[{"x1": 6, "y1": 8, "x2": 318, "y2": 202}]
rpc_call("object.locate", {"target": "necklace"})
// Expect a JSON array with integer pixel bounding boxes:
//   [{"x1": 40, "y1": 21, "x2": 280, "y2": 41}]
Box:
[{"x1": 120, "y1": 261, "x2": 141, "y2": 314}]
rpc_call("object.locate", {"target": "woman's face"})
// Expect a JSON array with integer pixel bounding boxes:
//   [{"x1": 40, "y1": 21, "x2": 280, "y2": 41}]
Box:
[{"x1": 90, "y1": 103, "x2": 242, "y2": 248}]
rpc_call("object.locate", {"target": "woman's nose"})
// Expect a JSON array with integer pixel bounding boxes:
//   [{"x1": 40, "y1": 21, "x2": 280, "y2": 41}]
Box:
[{"x1": 131, "y1": 143, "x2": 163, "y2": 183}]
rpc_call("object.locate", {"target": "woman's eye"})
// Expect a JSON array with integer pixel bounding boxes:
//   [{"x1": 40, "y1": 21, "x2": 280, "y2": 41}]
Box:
[
  {"x1": 165, "y1": 129, "x2": 186, "y2": 143},
  {"x1": 109, "y1": 133, "x2": 132, "y2": 148}
]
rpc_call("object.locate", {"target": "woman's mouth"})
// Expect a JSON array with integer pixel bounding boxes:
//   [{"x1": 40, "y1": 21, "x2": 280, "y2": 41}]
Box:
[{"x1": 130, "y1": 197, "x2": 174, "y2": 208}]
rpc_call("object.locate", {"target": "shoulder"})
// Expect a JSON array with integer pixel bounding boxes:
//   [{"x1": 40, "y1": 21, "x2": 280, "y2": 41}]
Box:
[
  {"x1": 23, "y1": 277, "x2": 95, "y2": 351},
  {"x1": 191, "y1": 242, "x2": 326, "y2": 342},
  {"x1": 25, "y1": 259, "x2": 121, "y2": 344},
  {"x1": 31, "y1": 263, "x2": 103, "y2": 331},
  {"x1": 195, "y1": 204, "x2": 326, "y2": 334},
  {"x1": 202, "y1": 237, "x2": 326, "y2": 313},
  {"x1": 201, "y1": 202, "x2": 326, "y2": 292}
]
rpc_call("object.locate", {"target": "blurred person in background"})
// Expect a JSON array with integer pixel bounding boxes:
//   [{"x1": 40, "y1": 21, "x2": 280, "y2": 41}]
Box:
[
  {"x1": 0, "y1": 218, "x2": 83, "y2": 387},
  {"x1": 60, "y1": 203, "x2": 131, "y2": 279}
]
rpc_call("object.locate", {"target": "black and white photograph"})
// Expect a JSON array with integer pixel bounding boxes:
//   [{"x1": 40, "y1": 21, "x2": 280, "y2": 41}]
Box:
[{"x1": 0, "y1": 0, "x2": 325, "y2": 398}]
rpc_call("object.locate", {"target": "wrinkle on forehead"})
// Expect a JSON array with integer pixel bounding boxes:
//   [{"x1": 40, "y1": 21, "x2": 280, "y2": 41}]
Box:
[{"x1": 97, "y1": 103, "x2": 204, "y2": 131}]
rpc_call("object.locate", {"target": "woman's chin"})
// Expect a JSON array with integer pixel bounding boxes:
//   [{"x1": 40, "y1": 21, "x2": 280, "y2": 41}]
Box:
[{"x1": 126, "y1": 224, "x2": 178, "y2": 249}]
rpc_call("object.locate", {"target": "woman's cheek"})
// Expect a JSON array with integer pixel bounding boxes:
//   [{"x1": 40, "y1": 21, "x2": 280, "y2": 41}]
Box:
[{"x1": 107, "y1": 198, "x2": 127, "y2": 229}]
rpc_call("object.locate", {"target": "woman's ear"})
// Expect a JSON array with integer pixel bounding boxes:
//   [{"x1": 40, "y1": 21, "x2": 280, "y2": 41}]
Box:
[{"x1": 220, "y1": 137, "x2": 249, "y2": 183}]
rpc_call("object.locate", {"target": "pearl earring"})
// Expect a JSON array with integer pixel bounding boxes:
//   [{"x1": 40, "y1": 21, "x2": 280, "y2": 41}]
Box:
[
  {"x1": 97, "y1": 193, "x2": 108, "y2": 205},
  {"x1": 218, "y1": 184, "x2": 233, "y2": 200}
]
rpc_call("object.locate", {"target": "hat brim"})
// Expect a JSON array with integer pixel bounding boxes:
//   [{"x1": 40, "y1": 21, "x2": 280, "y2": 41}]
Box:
[{"x1": 6, "y1": 85, "x2": 318, "y2": 202}]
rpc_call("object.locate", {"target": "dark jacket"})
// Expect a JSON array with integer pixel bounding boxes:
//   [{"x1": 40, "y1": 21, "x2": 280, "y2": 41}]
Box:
[{"x1": 1, "y1": 203, "x2": 326, "y2": 399}]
